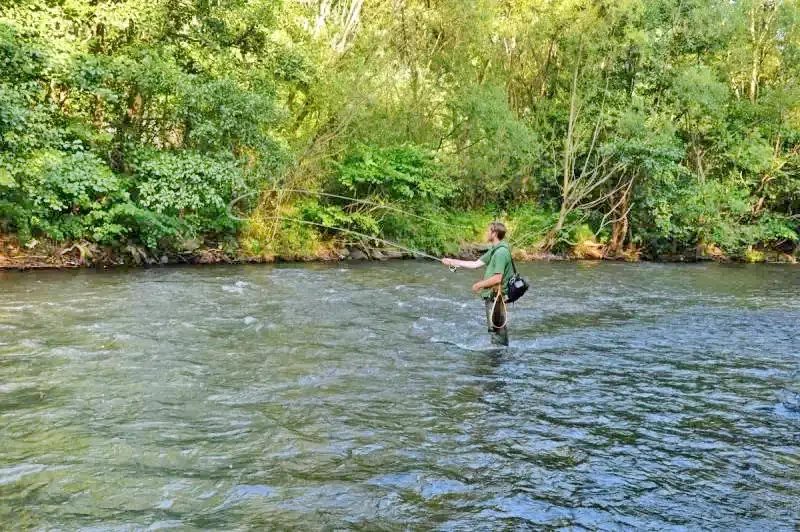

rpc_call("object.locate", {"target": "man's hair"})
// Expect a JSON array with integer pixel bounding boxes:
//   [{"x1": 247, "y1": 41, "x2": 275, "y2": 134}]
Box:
[{"x1": 489, "y1": 221, "x2": 507, "y2": 240}]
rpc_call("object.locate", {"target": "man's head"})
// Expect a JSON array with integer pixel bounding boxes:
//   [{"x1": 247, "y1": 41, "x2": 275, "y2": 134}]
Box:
[{"x1": 486, "y1": 221, "x2": 507, "y2": 244}]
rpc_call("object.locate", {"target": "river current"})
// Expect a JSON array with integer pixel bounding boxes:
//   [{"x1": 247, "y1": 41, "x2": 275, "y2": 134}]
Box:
[{"x1": 1, "y1": 261, "x2": 798, "y2": 529}]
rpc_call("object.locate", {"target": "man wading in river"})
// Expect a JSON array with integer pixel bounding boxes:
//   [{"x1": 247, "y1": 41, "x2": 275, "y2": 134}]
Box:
[{"x1": 442, "y1": 222, "x2": 513, "y2": 346}]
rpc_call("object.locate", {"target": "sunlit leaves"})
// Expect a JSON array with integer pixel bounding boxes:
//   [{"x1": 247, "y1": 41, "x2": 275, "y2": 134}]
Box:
[
  {"x1": 133, "y1": 149, "x2": 239, "y2": 215},
  {"x1": 0, "y1": 0, "x2": 798, "y2": 259},
  {"x1": 335, "y1": 144, "x2": 455, "y2": 203}
]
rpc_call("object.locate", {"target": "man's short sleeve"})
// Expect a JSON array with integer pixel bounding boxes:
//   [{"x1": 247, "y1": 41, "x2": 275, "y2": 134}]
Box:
[{"x1": 479, "y1": 249, "x2": 492, "y2": 265}]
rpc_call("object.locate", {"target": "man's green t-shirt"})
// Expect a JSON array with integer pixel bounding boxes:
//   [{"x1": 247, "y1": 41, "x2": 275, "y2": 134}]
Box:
[{"x1": 479, "y1": 241, "x2": 513, "y2": 299}]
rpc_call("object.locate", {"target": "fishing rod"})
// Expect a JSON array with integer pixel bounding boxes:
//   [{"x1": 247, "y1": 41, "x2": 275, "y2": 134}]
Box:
[
  {"x1": 276, "y1": 216, "x2": 441, "y2": 261},
  {"x1": 276, "y1": 216, "x2": 459, "y2": 272},
  {"x1": 226, "y1": 190, "x2": 459, "y2": 271}
]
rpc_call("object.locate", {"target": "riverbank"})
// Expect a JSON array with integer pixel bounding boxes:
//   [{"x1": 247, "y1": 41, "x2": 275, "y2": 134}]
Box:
[{"x1": 1, "y1": 235, "x2": 796, "y2": 270}]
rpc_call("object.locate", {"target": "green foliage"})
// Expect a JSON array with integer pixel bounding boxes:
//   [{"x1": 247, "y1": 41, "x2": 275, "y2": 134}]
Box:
[
  {"x1": 298, "y1": 200, "x2": 381, "y2": 237},
  {"x1": 642, "y1": 176, "x2": 798, "y2": 256},
  {"x1": 672, "y1": 66, "x2": 729, "y2": 123},
  {"x1": 445, "y1": 85, "x2": 543, "y2": 203},
  {"x1": 0, "y1": 5, "x2": 284, "y2": 253},
  {"x1": 287, "y1": 144, "x2": 471, "y2": 254},
  {"x1": 570, "y1": 224, "x2": 597, "y2": 244},
  {"x1": 90, "y1": 202, "x2": 185, "y2": 249},
  {"x1": 334, "y1": 145, "x2": 455, "y2": 204},
  {"x1": 18, "y1": 149, "x2": 121, "y2": 212},
  {"x1": 180, "y1": 78, "x2": 280, "y2": 152},
  {"x1": 379, "y1": 209, "x2": 486, "y2": 257},
  {"x1": 0, "y1": 24, "x2": 45, "y2": 82},
  {"x1": 0, "y1": 0, "x2": 799, "y2": 261},
  {"x1": 506, "y1": 204, "x2": 561, "y2": 248},
  {"x1": 134, "y1": 150, "x2": 237, "y2": 216}
]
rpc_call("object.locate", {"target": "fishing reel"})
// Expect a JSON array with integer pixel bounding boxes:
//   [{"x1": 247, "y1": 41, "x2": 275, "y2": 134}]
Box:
[{"x1": 448, "y1": 265, "x2": 458, "y2": 273}]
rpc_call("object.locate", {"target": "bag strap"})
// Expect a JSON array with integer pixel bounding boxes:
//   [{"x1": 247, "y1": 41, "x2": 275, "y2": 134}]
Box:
[{"x1": 484, "y1": 245, "x2": 498, "y2": 264}]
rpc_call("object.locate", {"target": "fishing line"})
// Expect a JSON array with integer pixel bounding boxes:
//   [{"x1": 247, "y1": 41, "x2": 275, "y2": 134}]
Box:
[
  {"x1": 226, "y1": 189, "x2": 464, "y2": 270},
  {"x1": 226, "y1": 191, "x2": 449, "y2": 262},
  {"x1": 226, "y1": 188, "x2": 516, "y2": 328},
  {"x1": 274, "y1": 215, "x2": 445, "y2": 262},
  {"x1": 226, "y1": 189, "x2": 471, "y2": 229}
]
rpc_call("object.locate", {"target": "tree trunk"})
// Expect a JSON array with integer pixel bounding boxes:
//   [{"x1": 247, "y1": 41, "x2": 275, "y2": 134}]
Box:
[
  {"x1": 543, "y1": 46, "x2": 580, "y2": 250},
  {"x1": 334, "y1": 0, "x2": 364, "y2": 52},
  {"x1": 538, "y1": 37, "x2": 556, "y2": 98},
  {"x1": 748, "y1": 0, "x2": 778, "y2": 104},
  {"x1": 749, "y1": 17, "x2": 760, "y2": 105},
  {"x1": 313, "y1": 0, "x2": 332, "y2": 38},
  {"x1": 607, "y1": 189, "x2": 630, "y2": 257}
]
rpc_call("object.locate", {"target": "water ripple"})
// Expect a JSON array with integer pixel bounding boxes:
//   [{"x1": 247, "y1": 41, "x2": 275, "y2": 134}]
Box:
[{"x1": 0, "y1": 262, "x2": 798, "y2": 529}]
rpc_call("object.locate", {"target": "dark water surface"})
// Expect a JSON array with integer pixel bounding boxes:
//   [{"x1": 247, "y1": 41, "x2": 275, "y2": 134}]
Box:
[{"x1": 1, "y1": 262, "x2": 798, "y2": 530}]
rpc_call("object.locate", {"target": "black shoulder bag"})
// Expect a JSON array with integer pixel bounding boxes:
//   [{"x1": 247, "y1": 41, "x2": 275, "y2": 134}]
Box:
[{"x1": 505, "y1": 254, "x2": 529, "y2": 303}]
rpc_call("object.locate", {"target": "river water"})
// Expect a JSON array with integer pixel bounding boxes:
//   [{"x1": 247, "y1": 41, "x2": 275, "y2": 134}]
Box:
[{"x1": 1, "y1": 262, "x2": 798, "y2": 530}]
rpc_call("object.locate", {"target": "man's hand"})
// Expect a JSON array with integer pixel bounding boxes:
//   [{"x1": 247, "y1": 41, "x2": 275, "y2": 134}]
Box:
[
  {"x1": 474, "y1": 274, "x2": 502, "y2": 295},
  {"x1": 442, "y1": 258, "x2": 455, "y2": 267}
]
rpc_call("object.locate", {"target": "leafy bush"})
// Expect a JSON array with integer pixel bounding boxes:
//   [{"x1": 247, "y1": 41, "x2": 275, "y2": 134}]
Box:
[
  {"x1": 334, "y1": 144, "x2": 455, "y2": 204},
  {"x1": 640, "y1": 175, "x2": 797, "y2": 256},
  {"x1": 180, "y1": 78, "x2": 280, "y2": 152},
  {"x1": 506, "y1": 204, "x2": 560, "y2": 248},
  {"x1": 379, "y1": 209, "x2": 485, "y2": 256},
  {"x1": 298, "y1": 199, "x2": 381, "y2": 236},
  {"x1": 0, "y1": 145, "x2": 246, "y2": 250},
  {"x1": 132, "y1": 149, "x2": 243, "y2": 239},
  {"x1": 445, "y1": 85, "x2": 542, "y2": 203},
  {"x1": 89, "y1": 202, "x2": 185, "y2": 249},
  {"x1": 0, "y1": 24, "x2": 45, "y2": 83},
  {"x1": 18, "y1": 149, "x2": 121, "y2": 212},
  {"x1": 267, "y1": 143, "x2": 469, "y2": 255},
  {"x1": 134, "y1": 150, "x2": 237, "y2": 214}
]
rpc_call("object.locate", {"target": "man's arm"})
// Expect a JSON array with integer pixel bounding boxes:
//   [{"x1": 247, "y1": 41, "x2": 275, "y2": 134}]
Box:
[
  {"x1": 472, "y1": 273, "x2": 502, "y2": 294},
  {"x1": 441, "y1": 258, "x2": 484, "y2": 270}
]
